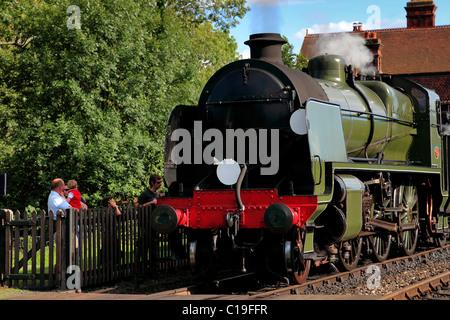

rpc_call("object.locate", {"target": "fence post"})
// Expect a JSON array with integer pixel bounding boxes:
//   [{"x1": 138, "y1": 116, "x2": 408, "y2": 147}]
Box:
[
  {"x1": 0, "y1": 209, "x2": 13, "y2": 287},
  {"x1": 55, "y1": 209, "x2": 63, "y2": 289},
  {"x1": 148, "y1": 205, "x2": 153, "y2": 273},
  {"x1": 0, "y1": 209, "x2": 5, "y2": 284},
  {"x1": 65, "y1": 208, "x2": 77, "y2": 289},
  {"x1": 0, "y1": 209, "x2": 5, "y2": 285}
]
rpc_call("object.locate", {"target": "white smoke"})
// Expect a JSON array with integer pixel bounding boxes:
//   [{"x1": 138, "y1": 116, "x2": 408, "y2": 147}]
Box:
[
  {"x1": 442, "y1": 112, "x2": 450, "y2": 135},
  {"x1": 314, "y1": 33, "x2": 377, "y2": 75},
  {"x1": 250, "y1": 2, "x2": 281, "y2": 34},
  {"x1": 443, "y1": 125, "x2": 450, "y2": 135}
]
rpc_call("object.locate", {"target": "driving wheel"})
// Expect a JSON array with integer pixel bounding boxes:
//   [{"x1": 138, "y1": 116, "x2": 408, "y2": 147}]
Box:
[
  {"x1": 338, "y1": 237, "x2": 362, "y2": 271},
  {"x1": 394, "y1": 183, "x2": 419, "y2": 256},
  {"x1": 285, "y1": 227, "x2": 311, "y2": 284}
]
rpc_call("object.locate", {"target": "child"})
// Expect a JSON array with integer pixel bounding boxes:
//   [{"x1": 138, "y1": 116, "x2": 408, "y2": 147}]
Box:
[{"x1": 67, "y1": 179, "x2": 84, "y2": 210}]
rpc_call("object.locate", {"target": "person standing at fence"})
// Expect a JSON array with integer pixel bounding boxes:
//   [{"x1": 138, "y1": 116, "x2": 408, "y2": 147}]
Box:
[
  {"x1": 63, "y1": 186, "x2": 87, "y2": 208},
  {"x1": 102, "y1": 196, "x2": 122, "y2": 216},
  {"x1": 47, "y1": 178, "x2": 74, "y2": 219},
  {"x1": 137, "y1": 174, "x2": 186, "y2": 259},
  {"x1": 66, "y1": 179, "x2": 88, "y2": 210},
  {"x1": 47, "y1": 178, "x2": 74, "y2": 286},
  {"x1": 137, "y1": 174, "x2": 162, "y2": 207}
]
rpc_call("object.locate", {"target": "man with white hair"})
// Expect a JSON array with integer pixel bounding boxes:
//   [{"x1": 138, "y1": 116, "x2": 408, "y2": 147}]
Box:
[{"x1": 47, "y1": 178, "x2": 73, "y2": 219}]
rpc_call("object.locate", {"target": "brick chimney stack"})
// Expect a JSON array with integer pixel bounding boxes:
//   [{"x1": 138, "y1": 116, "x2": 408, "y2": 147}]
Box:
[
  {"x1": 405, "y1": 0, "x2": 437, "y2": 29},
  {"x1": 352, "y1": 22, "x2": 363, "y2": 32}
]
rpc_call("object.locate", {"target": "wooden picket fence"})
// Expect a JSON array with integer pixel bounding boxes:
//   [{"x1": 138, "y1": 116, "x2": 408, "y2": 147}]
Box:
[{"x1": 0, "y1": 206, "x2": 189, "y2": 290}]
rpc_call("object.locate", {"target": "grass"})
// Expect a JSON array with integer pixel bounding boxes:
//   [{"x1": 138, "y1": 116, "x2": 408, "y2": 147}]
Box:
[
  {"x1": 0, "y1": 287, "x2": 34, "y2": 299},
  {"x1": 10, "y1": 235, "x2": 56, "y2": 272}
]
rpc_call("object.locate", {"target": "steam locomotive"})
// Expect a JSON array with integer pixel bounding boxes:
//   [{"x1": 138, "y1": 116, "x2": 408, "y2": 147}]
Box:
[{"x1": 151, "y1": 33, "x2": 450, "y2": 283}]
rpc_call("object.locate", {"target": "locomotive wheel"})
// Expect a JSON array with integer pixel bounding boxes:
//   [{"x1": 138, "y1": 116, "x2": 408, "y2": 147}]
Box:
[
  {"x1": 422, "y1": 186, "x2": 447, "y2": 247},
  {"x1": 368, "y1": 179, "x2": 392, "y2": 262},
  {"x1": 284, "y1": 227, "x2": 311, "y2": 284},
  {"x1": 394, "y1": 184, "x2": 419, "y2": 256},
  {"x1": 337, "y1": 237, "x2": 362, "y2": 271},
  {"x1": 368, "y1": 233, "x2": 392, "y2": 262}
]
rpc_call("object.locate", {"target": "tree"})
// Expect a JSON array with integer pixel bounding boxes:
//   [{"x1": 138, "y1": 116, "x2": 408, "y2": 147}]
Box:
[
  {"x1": 156, "y1": 0, "x2": 249, "y2": 32},
  {"x1": 281, "y1": 36, "x2": 309, "y2": 70},
  {"x1": 0, "y1": 0, "x2": 244, "y2": 210}
]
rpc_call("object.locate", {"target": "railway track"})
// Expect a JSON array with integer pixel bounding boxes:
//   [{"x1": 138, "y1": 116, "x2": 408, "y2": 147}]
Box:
[
  {"x1": 145, "y1": 244, "x2": 450, "y2": 300},
  {"x1": 381, "y1": 271, "x2": 450, "y2": 300},
  {"x1": 5, "y1": 244, "x2": 447, "y2": 302}
]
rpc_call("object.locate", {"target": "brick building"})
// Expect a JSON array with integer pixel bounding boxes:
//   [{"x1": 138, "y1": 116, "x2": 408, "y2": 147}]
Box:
[{"x1": 300, "y1": 0, "x2": 450, "y2": 107}]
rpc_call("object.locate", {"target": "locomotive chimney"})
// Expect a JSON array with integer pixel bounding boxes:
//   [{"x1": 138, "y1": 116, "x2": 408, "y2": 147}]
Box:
[{"x1": 244, "y1": 33, "x2": 287, "y2": 64}]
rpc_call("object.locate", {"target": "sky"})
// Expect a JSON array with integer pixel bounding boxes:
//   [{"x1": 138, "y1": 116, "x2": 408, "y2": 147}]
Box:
[{"x1": 230, "y1": 0, "x2": 450, "y2": 58}]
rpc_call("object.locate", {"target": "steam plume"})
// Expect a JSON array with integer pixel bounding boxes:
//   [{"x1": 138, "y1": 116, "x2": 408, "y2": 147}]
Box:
[
  {"x1": 314, "y1": 33, "x2": 376, "y2": 75},
  {"x1": 443, "y1": 113, "x2": 450, "y2": 135},
  {"x1": 251, "y1": 1, "x2": 281, "y2": 34}
]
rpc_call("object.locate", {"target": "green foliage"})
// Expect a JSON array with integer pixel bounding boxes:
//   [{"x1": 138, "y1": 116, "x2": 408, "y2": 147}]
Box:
[
  {"x1": 157, "y1": 0, "x2": 249, "y2": 32},
  {"x1": 0, "y1": 0, "x2": 243, "y2": 210},
  {"x1": 281, "y1": 35, "x2": 309, "y2": 70}
]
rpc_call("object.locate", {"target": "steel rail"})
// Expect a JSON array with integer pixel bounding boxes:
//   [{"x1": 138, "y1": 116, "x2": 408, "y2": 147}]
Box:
[
  {"x1": 143, "y1": 271, "x2": 257, "y2": 298},
  {"x1": 143, "y1": 244, "x2": 449, "y2": 300},
  {"x1": 380, "y1": 270, "x2": 450, "y2": 300},
  {"x1": 243, "y1": 244, "x2": 450, "y2": 300}
]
